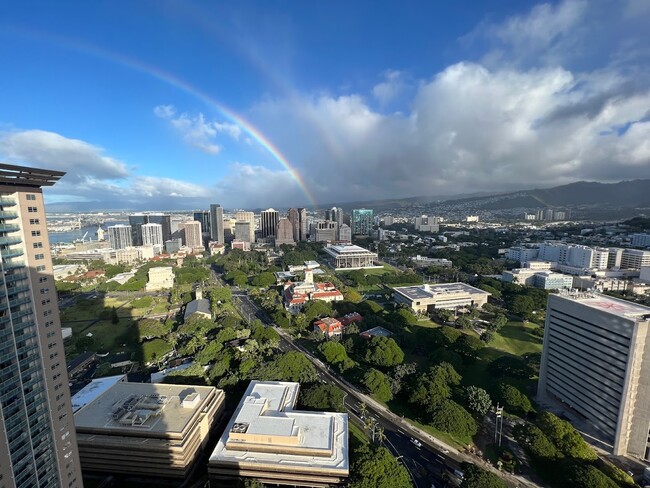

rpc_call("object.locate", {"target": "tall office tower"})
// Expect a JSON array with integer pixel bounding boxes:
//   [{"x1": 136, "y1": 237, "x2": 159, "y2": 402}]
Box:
[
  {"x1": 260, "y1": 208, "x2": 280, "y2": 238},
  {"x1": 209, "y1": 204, "x2": 224, "y2": 244},
  {"x1": 287, "y1": 208, "x2": 300, "y2": 242},
  {"x1": 141, "y1": 222, "x2": 164, "y2": 247},
  {"x1": 193, "y1": 210, "x2": 211, "y2": 236},
  {"x1": 146, "y1": 214, "x2": 172, "y2": 242},
  {"x1": 235, "y1": 211, "x2": 255, "y2": 242},
  {"x1": 314, "y1": 221, "x2": 337, "y2": 242},
  {"x1": 298, "y1": 208, "x2": 308, "y2": 241},
  {"x1": 352, "y1": 208, "x2": 373, "y2": 236},
  {"x1": 338, "y1": 224, "x2": 352, "y2": 243},
  {"x1": 275, "y1": 218, "x2": 296, "y2": 247},
  {"x1": 128, "y1": 214, "x2": 147, "y2": 246},
  {"x1": 330, "y1": 207, "x2": 343, "y2": 228},
  {"x1": 0, "y1": 164, "x2": 81, "y2": 488},
  {"x1": 179, "y1": 221, "x2": 203, "y2": 249},
  {"x1": 538, "y1": 292, "x2": 650, "y2": 458},
  {"x1": 108, "y1": 224, "x2": 133, "y2": 249},
  {"x1": 234, "y1": 221, "x2": 253, "y2": 243}
]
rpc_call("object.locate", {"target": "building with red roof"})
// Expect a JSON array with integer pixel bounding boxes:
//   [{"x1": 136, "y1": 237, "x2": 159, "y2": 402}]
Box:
[{"x1": 313, "y1": 317, "x2": 344, "y2": 338}]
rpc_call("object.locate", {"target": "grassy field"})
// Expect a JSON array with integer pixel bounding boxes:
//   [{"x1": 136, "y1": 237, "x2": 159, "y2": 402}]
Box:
[{"x1": 488, "y1": 321, "x2": 543, "y2": 356}]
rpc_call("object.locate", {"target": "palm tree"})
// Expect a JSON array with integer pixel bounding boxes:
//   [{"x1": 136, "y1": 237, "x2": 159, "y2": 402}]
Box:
[
  {"x1": 359, "y1": 402, "x2": 368, "y2": 419},
  {"x1": 374, "y1": 426, "x2": 386, "y2": 445}
]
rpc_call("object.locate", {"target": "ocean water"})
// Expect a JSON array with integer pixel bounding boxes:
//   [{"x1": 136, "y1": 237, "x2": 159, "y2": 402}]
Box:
[{"x1": 48, "y1": 221, "x2": 128, "y2": 244}]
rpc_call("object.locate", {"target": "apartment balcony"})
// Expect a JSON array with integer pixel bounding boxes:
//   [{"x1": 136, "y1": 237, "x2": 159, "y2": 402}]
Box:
[{"x1": 0, "y1": 198, "x2": 17, "y2": 207}]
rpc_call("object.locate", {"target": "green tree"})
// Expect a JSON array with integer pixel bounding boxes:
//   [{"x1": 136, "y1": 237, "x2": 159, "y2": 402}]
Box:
[
  {"x1": 299, "y1": 384, "x2": 346, "y2": 412},
  {"x1": 512, "y1": 424, "x2": 561, "y2": 461},
  {"x1": 303, "y1": 300, "x2": 334, "y2": 322},
  {"x1": 564, "y1": 463, "x2": 618, "y2": 488},
  {"x1": 429, "y1": 399, "x2": 478, "y2": 439},
  {"x1": 431, "y1": 348, "x2": 464, "y2": 371},
  {"x1": 537, "y1": 412, "x2": 596, "y2": 461},
  {"x1": 210, "y1": 286, "x2": 232, "y2": 303},
  {"x1": 480, "y1": 331, "x2": 495, "y2": 343},
  {"x1": 256, "y1": 351, "x2": 318, "y2": 383},
  {"x1": 511, "y1": 295, "x2": 536, "y2": 320},
  {"x1": 225, "y1": 270, "x2": 248, "y2": 287},
  {"x1": 195, "y1": 341, "x2": 225, "y2": 366},
  {"x1": 251, "y1": 272, "x2": 275, "y2": 287},
  {"x1": 497, "y1": 383, "x2": 534, "y2": 416},
  {"x1": 357, "y1": 300, "x2": 384, "y2": 316},
  {"x1": 75, "y1": 336, "x2": 94, "y2": 351},
  {"x1": 460, "y1": 463, "x2": 507, "y2": 488},
  {"x1": 463, "y1": 386, "x2": 492, "y2": 416},
  {"x1": 350, "y1": 445, "x2": 412, "y2": 488},
  {"x1": 364, "y1": 337, "x2": 404, "y2": 367},
  {"x1": 319, "y1": 341, "x2": 353, "y2": 372},
  {"x1": 408, "y1": 362, "x2": 461, "y2": 411},
  {"x1": 455, "y1": 315, "x2": 472, "y2": 329},
  {"x1": 363, "y1": 368, "x2": 392, "y2": 402},
  {"x1": 452, "y1": 334, "x2": 484, "y2": 361}
]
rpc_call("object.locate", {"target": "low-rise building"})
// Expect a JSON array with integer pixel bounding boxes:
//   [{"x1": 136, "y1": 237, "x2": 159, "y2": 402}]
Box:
[
  {"x1": 313, "y1": 317, "x2": 344, "y2": 338},
  {"x1": 531, "y1": 271, "x2": 574, "y2": 290},
  {"x1": 323, "y1": 244, "x2": 379, "y2": 270},
  {"x1": 393, "y1": 282, "x2": 491, "y2": 313},
  {"x1": 208, "y1": 381, "x2": 349, "y2": 487},
  {"x1": 232, "y1": 240, "x2": 251, "y2": 251},
  {"x1": 146, "y1": 266, "x2": 174, "y2": 291},
  {"x1": 74, "y1": 382, "x2": 225, "y2": 478},
  {"x1": 282, "y1": 269, "x2": 343, "y2": 313},
  {"x1": 209, "y1": 242, "x2": 225, "y2": 255},
  {"x1": 410, "y1": 255, "x2": 453, "y2": 268},
  {"x1": 340, "y1": 312, "x2": 363, "y2": 327},
  {"x1": 360, "y1": 326, "x2": 393, "y2": 339}
]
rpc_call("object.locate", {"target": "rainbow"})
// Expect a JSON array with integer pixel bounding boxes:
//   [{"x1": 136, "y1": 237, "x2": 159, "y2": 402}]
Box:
[{"x1": 9, "y1": 27, "x2": 318, "y2": 207}]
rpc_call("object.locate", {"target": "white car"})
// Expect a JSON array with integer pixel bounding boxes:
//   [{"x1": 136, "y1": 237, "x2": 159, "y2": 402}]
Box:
[{"x1": 410, "y1": 437, "x2": 422, "y2": 448}]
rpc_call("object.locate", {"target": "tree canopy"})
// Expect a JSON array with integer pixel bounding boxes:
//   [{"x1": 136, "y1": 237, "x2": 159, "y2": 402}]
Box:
[
  {"x1": 460, "y1": 463, "x2": 507, "y2": 488},
  {"x1": 463, "y1": 386, "x2": 492, "y2": 416},
  {"x1": 363, "y1": 368, "x2": 392, "y2": 402},
  {"x1": 497, "y1": 383, "x2": 534, "y2": 416},
  {"x1": 429, "y1": 399, "x2": 478, "y2": 439},
  {"x1": 364, "y1": 337, "x2": 405, "y2": 367},
  {"x1": 537, "y1": 412, "x2": 596, "y2": 461},
  {"x1": 350, "y1": 446, "x2": 412, "y2": 488},
  {"x1": 299, "y1": 384, "x2": 346, "y2": 412}
]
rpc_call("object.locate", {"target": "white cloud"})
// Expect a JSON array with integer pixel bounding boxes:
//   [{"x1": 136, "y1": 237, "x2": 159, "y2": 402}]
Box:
[
  {"x1": 372, "y1": 70, "x2": 405, "y2": 105},
  {"x1": 248, "y1": 58, "x2": 650, "y2": 204},
  {"x1": 154, "y1": 105, "x2": 241, "y2": 154},
  {"x1": 0, "y1": 130, "x2": 129, "y2": 180}
]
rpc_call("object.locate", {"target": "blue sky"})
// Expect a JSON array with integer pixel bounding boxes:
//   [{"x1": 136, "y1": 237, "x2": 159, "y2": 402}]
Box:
[{"x1": 1, "y1": 0, "x2": 649, "y2": 211}]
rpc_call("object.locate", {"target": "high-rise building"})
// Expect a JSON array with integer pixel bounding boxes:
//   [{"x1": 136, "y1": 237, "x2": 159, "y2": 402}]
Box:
[
  {"x1": 339, "y1": 224, "x2": 352, "y2": 243},
  {"x1": 314, "y1": 221, "x2": 337, "y2": 242},
  {"x1": 129, "y1": 214, "x2": 171, "y2": 243},
  {"x1": 538, "y1": 292, "x2": 650, "y2": 458},
  {"x1": 287, "y1": 207, "x2": 301, "y2": 242},
  {"x1": 209, "y1": 204, "x2": 224, "y2": 244},
  {"x1": 146, "y1": 214, "x2": 172, "y2": 242},
  {"x1": 108, "y1": 224, "x2": 133, "y2": 249},
  {"x1": 0, "y1": 163, "x2": 81, "y2": 487},
  {"x1": 260, "y1": 208, "x2": 280, "y2": 238},
  {"x1": 141, "y1": 222, "x2": 163, "y2": 247},
  {"x1": 330, "y1": 207, "x2": 343, "y2": 228},
  {"x1": 179, "y1": 221, "x2": 203, "y2": 249},
  {"x1": 193, "y1": 210, "x2": 211, "y2": 236},
  {"x1": 128, "y1": 214, "x2": 147, "y2": 246},
  {"x1": 234, "y1": 211, "x2": 255, "y2": 242},
  {"x1": 234, "y1": 221, "x2": 253, "y2": 243},
  {"x1": 298, "y1": 208, "x2": 308, "y2": 241},
  {"x1": 275, "y1": 218, "x2": 295, "y2": 247},
  {"x1": 352, "y1": 208, "x2": 373, "y2": 236}
]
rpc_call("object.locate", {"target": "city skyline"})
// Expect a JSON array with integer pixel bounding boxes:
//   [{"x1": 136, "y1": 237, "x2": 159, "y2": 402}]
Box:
[{"x1": 1, "y1": 1, "x2": 649, "y2": 211}]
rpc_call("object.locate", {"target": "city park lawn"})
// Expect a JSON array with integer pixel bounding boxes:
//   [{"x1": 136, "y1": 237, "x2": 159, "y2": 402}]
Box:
[
  {"x1": 60, "y1": 296, "x2": 132, "y2": 323},
  {"x1": 65, "y1": 318, "x2": 139, "y2": 358},
  {"x1": 487, "y1": 321, "x2": 543, "y2": 356}
]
